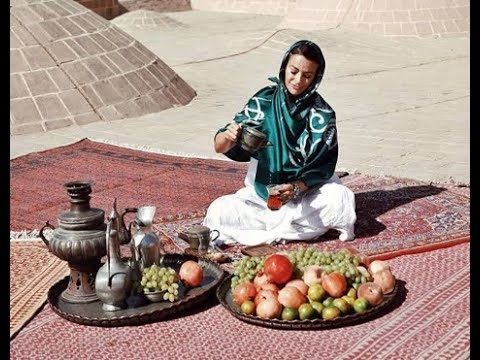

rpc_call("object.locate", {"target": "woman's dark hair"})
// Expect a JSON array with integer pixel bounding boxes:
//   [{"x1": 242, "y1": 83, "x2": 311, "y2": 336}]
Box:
[{"x1": 289, "y1": 43, "x2": 325, "y2": 69}]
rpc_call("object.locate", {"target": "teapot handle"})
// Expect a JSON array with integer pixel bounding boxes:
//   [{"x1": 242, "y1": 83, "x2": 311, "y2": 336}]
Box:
[
  {"x1": 121, "y1": 207, "x2": 138, "y2": 223},
  {"x1": 39, "y1": 221, "x2": 55, "y2": 248}
]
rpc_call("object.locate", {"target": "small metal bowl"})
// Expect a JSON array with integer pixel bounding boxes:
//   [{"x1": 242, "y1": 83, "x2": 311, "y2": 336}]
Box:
[{"x1": 143, "y1": 290, "x2": 167, "y2": 303}]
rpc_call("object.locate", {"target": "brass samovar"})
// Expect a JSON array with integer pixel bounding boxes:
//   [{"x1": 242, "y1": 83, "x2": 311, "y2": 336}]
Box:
[{"x1": 39, "y1": 181, "x2": 107, "y2": 303}]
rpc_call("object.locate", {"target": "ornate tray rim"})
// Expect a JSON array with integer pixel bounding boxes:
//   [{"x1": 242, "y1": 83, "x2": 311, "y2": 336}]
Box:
[
  {"x1": 48, "y1": 253, "x2": 225, "y2": 327},
  {"x1": 216, "y1": 274, "x2": 401, "y2": 330}
]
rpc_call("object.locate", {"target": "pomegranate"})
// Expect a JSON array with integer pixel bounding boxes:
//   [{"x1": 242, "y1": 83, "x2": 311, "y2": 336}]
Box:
[
  {"x1": 263, "y1": 254, "x2": 293, "y2": 285},
  {"x1": 254, "y1": 289, "x2": 278, "y2": 307},
  {"x1": 302, "y1": 265, "x2": 323, "y2": 287},
  {"x1": 260, "y1": 283, "x2": 279, "y2": 292},
  {"x1": 277, "y1": 286, "x2": 307, "y2": 309},
  {"x1": 368, "y1": 260, "x2": 390, "y2": 275},
  {"x1": 253, "y1": 271, "x2": 270, "y2": 290},
  {"x1": 373, "y1": 269, "x2": 396, "y2": 294},
  {"x1": 233, "y1": 281, "x2": 257, "y2": 306},
  {"x1": 321, "y1": 272, "x2": 347, "y2": 298},
  {"x1": 256, "y1": 297, "x2": 282, "y2": 319},
  {"x1": 357, "y1": 282, "x2": 384, "y2": 306},
  {"x1": 285, "y1": 279, "x2": 309, "y2": 296},
  {"x1": 179, "y1": 260, "x2": 203, "y2": 287}
]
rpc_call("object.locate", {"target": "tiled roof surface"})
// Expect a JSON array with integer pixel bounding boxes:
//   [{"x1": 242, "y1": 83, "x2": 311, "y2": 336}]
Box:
[
  {"x1": 10, "y1": 0, "x2": 196, "y2": 135},
  {"x1": 190, "y1": 0, "x2": 470, "y2": 37}
]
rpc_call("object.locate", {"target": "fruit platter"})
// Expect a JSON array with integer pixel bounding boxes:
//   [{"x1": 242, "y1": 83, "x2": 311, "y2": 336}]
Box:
[
  {"x1": 217, "y1": 247, "x2": 399, "y2": 330},
  {"x1": 48, "y1": 253, "x2": 225, "y2": 327}
]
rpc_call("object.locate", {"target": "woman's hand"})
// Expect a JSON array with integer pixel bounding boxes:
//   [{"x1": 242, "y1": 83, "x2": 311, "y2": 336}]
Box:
[
  {"x1": 273, "y1": 181, "x2": 308, "y2": 203},
  {"x1": 214, "y1": 122, "x2": 242, "y2": 153}
]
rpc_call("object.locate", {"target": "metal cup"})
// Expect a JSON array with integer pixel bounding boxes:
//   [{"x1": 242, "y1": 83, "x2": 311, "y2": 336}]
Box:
[
  {"x1": 183, "y1": 226, "x2": 220, "y2": 253},
  {"x1": 239, "y1": 127, "x2": 271, "y2": 153},
  {"x1": 197, "y1": 229, "x2": 220, "y2": 253}
]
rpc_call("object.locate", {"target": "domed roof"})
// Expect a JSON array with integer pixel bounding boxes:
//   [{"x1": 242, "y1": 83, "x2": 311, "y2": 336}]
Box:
[
  {"x1": 10, "y1": 0, "x2": 196, "y2": 135},
  {"x1": 279, "y1": 0, "x2": 469, "y2": 37},
  {"x1": 111, "y1": 9, "x2": 188, "y2": 30}
]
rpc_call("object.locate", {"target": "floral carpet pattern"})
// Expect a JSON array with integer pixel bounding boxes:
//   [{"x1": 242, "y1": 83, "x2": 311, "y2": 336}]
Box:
[
  {"x1": 11, "y1": 139, "x2": 469, "y2": 260},
  {"x1": 154, "y1": 174, "x2": 469, "y2": 261},
  {"x1": 10, "y1": 243, "x2": 470, "y2": 359},
  {"x1": 10, "y1": 139, "x2": 470, "y2": 352}
]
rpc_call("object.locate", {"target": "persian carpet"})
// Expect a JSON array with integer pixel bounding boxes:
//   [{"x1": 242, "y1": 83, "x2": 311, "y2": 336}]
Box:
[
  {"x1": 10, "y1": 243, "x2": 470, "y2": 359},
  {"x1": 155, "y1": 174, "x2": 470, "y2": 261},
  {"x1": 11, "y1": 138, "x2": 469, "y2": 260},
  {"x1": 10, "y1": 139, "x2": 245, "y2": 231},
  {"x1": 10, "y1": 240, "x2": 69, "y2": 339}
]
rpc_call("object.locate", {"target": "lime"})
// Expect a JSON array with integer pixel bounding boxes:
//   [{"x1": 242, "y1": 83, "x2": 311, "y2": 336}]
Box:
[
  {"x1": 310, "y1": 301, "x2": 324, "y2": 316},
  {"x1": 353, "y1": 297, "x2": 369, "y2": 313},
  {"x1": 307, "y1": 284, "x2": 326, "y2": 302},
  {"x1": 347, "y1": 288, "x2": 357, "y2": 299},
  {"x1": 298, "y1": 303, "x2": 315, "y2": 320},
  {"x1": 332, "y1": 298, "x2": 351, "y2": 314},
  {"x1": 322, "y1": 306, "x2": 341, "y2": 320},
  {"x1": 281, "y1": 307, "x2": 299, "y2": 320},
  {"x1": 341, "y1": 295, "x2": 355, "y2": 307},
  {"x1": 322, "y1": 296, "x2": 334, "y2": 307},
  {"x1": 241, "y1": 300, "x2": 255, "y2": 315}
]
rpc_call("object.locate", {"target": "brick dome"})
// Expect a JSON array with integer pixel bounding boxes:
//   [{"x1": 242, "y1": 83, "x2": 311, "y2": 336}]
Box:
[{"x1": 10, "y1": 0, "x2": 196, "y2": 135}]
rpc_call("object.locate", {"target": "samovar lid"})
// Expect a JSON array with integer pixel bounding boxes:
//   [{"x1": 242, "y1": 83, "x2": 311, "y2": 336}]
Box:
[{"x1": 57, "y1": 181, "x2": 105, "y2": 230}]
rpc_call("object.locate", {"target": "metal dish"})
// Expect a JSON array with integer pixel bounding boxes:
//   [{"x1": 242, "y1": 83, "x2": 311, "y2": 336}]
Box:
[
  {"x1": 48, "y1": 253, "x2": 225, "y2": 327},
  {"x1": 216, "y1": 275, "x2": 401, "y2": 330},
  {"x1": 143, "y1": 290, "x2": 167, "y2": 303}
]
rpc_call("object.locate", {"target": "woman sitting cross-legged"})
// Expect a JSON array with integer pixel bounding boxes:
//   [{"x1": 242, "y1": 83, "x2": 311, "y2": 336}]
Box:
[{"x1": 203, "y1": 40, "x2": 357, "y2": 247}]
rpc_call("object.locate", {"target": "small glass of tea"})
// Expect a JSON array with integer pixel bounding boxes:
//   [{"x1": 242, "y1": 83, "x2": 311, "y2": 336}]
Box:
[{"x1": 266, "y1": 184, "x2": 283, "y2": 211}]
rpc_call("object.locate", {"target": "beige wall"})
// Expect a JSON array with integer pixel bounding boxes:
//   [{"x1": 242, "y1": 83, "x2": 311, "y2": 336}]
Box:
[{"x1": 191, "y1": 0, "x2": 298, "y2": 16}]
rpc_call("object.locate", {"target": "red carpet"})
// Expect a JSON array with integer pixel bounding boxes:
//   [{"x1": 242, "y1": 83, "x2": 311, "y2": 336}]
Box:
[
  {"x1": 10, "y1": 242, "x2": 470, "y2": 359},
  {"x1": 11, "y1": 139, "x2": 245, "y2": 231},
  {"x1": 11, "y1": 139, "x2": 469, "y2": 260}
]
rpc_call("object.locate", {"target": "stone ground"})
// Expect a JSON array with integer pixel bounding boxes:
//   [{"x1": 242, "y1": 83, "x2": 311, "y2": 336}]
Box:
[{"x1": 10, "y1": 10, "x2": 470, "y2": 186}]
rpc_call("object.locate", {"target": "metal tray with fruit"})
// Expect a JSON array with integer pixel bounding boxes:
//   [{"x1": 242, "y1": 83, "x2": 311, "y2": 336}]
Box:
[
  {"x1": 217, "y1": 275, "x2": 400, "y2": 330},
  {"x1": 48, "y1": 253, "x2": 225, "y2": 327},
  {"x1": 216, "y1": 249, "x2": 401, "y2": 330}
]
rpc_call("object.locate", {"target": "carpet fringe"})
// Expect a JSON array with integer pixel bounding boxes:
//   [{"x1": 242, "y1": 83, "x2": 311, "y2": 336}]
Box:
[
  {"x1": 88, "y1": 137, "x2": 233, "y2": 162},
  {"x1": 10, "y1": 229, "x2": 53, "y2": 241}
]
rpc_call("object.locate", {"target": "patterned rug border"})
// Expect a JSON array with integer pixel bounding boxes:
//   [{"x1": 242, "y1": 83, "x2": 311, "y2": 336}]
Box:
[
  {"x1": 10, "y1": 240, "x2": 70, "y2": 340},
  {"x1": 11, "y1": 138, "x2": 471, "y2": 190},
  {"x1": 11, "y1": 137, "x2": 236, "y2": 163}
]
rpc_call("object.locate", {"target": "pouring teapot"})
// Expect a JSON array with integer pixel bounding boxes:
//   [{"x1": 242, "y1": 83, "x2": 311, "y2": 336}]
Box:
[
  {"x1": 95, "y1": 207, "x2": 132, "y2": 311},
  {"x1": 111, "y1": 198, "x2": 137, "y2": 245},
  {"x1": 130, "y1": 206, "x2": 163, "y2": 273},
  {"x1": 239, "y1": 126, "x2": 272, "y2": 154}
]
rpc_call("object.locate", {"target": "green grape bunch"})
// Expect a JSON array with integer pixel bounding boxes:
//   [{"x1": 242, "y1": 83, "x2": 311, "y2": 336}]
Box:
[
  {"x1": 140, "y1": 264, "x2": 181, "y2": 302},
  {"x1": 287, "y1": 247, "x2": 368, "y2": 287},
  {"x1": 231, "y1": 248, "x2": 369, "y2": 291},
  {"x1": 230, "y1": 255, "x2": 265, "y2": 290}
]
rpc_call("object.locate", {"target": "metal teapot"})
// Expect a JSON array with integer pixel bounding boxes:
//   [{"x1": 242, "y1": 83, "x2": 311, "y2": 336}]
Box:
[
  {"x1": 94, "y1": 208, "x2": 132, "y2": 311},
  {"x1": 130, "y1": 206, "x2": 163, "y2": 273},
  {"x1": 111, "y1": 198, "x2": 137, "y2": 245},
  {"x1": 239, "y1": 126, "x2": 272, "y2": 154}
]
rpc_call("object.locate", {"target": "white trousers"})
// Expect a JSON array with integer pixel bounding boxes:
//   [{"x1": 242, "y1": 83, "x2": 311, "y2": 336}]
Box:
[{"x1": 203, "y1": 159, "x2": 357, "y2": 246}]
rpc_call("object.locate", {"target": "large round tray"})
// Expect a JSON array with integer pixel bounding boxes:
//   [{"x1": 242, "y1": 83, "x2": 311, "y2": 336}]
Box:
[
  {"x1": 217, "y1": 275, "x2": 401, "y2": 330},
  {"x1": 48, "y1": 253, "x2": 225, "y2": 327}
]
